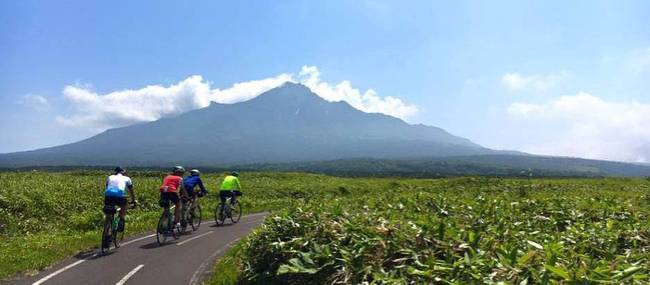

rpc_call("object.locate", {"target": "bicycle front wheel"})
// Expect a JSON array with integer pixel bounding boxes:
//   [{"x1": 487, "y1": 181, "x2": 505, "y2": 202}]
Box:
[
  {"x1": 191, "y1": 204, "x2": 202, "y2": 231},
  {"x1": 230, "y1": 202, "x2": 242, "y2": 223}
]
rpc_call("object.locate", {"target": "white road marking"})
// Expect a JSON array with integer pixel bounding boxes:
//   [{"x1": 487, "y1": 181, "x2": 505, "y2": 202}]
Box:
[
  {"x1": 177, "y1": 231, "x2": 214, "y2": 246},
  {"x1": 32, "y1": 257, "x2": 91, "y2": 285},
  {"x1": 115, "y1": 264, "x2": 144, "y2": 285},
  {"x1": 121, "y1": 233, "x2": 156, "y2": 246},
  {"x1": 188, "y1": 238, "x2": 241, "y2": 285}
]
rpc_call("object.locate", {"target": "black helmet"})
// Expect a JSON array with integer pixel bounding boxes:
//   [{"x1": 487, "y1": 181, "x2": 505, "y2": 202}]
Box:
[
  {"x1": 173, "y1": 166, "x2": 185, "y2": 174},
  {"x1": 190, "y1": 169, "x2": 200, "y2": 176},
  {"x1": 230, "y1": 171, "x2": 239, "y2": 177},
  {"x1": 114, "y1": 166, "x2": 126, "y2": 174}
]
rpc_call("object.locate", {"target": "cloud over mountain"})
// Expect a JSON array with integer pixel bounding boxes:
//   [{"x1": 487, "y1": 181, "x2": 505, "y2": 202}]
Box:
[{"x1": 56, "y1": 66, "x2": 418, "y2": 131}]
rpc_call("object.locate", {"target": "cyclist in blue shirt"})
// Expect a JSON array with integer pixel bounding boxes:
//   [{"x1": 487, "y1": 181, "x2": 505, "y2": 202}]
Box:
[{"x1": 182, "y1": 169, "x2": 208, "y2": 219}]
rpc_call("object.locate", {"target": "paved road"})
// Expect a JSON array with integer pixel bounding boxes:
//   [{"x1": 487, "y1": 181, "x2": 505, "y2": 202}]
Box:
[{"x1": 5, "y1": 213, "x2": 267, "y2": 285}]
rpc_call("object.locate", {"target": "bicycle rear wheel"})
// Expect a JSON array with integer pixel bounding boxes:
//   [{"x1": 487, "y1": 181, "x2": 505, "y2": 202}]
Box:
[
  {"x1": 191, "y1": 204, "x2": 202, "y2": 231},
  {"x1": 112, "y1": 217, "x2": 124, "y2": 248},
  {"x1": 101, "y1": 216, "x2": 112, "y2": 254},
  {"x1": 230, "y1": 201, "x2": 242, "y2": 223},
  {"x1": 156, "y1": 214, "x2": 169, "y2": 245},
  {"x1": 215, "y1": 203, "x2": 226, "y2": 226}
]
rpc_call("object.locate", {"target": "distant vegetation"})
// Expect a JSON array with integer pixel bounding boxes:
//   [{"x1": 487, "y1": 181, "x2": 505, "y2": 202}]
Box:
[
  {"x1": 5, "y1": 154, "x2": 650, "y2": 179},
  {"x1": 240, "y1": 155, "x2": 650, "y2": 178}
]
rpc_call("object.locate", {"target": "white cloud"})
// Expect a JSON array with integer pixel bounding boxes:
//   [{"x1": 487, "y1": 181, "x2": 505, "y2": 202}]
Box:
[
  {"x1": 57, "y1": 74, "x2": 291, "y2": 130},
  {"x1": 508, "y1": 92, "x2": 650, "y2": 162},
  {"x1": 17, "y1": 94, "x2": 50, "y2": 111},
  {"x1": 500, "y1": 71, "x2": 570, "y2": 92},
  {"x1": 56, "y1": 66, "x2": 418, "y2": 131},
  {"x1": 298, "y1": 66, "x2": 418, "y2": 120}
]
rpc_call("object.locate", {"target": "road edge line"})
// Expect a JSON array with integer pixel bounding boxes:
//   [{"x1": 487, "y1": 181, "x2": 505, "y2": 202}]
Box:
[{"x1": 31, "y1": 258, "x2": 89, "y2": 285}]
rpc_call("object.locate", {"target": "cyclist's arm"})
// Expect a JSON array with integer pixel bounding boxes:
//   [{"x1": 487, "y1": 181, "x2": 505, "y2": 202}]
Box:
[
  {"x1": 127, "y1": 179, "x2": 136, "y2": 204},
  {"x1": 235, "y1": 178, "x2": 242, "y2": 190},
  {"x1": 198, "y1": 178, "x2": 207, "y2": 193},
  {"x1": 179, "y1": 181, "x2": 188, "y2": 198}
]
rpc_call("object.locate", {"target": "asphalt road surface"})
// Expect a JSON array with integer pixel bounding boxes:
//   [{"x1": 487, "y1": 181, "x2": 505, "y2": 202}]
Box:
[{"x1": 5, "y1": 212, "x2": 267, "y2": 285}]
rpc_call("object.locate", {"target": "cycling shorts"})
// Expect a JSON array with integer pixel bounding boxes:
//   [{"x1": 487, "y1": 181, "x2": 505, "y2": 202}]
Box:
[
  {"x1": 160, "y1": 192, "x2": 180, "y2": 204},
  {"x1": 104, "y1": 196, "x2": 127, "y2": 214},
  {"x1": 104, "y1": 196, "x2": 127, "y2": 207}
]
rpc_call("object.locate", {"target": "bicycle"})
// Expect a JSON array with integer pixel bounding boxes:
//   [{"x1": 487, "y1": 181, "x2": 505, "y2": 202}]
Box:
[
  {"x1": 101, "y1": 201, "x2": 135, "y2": 255},
  {"x1": 214, "y1": 191, "x2": 242, "y2": 226},
  {"x1": 179, "y1": 196, "x2": 202, "y2": 233},
  {"x1": 156, "y1": 199, "x2": 180, "y2": 245}
]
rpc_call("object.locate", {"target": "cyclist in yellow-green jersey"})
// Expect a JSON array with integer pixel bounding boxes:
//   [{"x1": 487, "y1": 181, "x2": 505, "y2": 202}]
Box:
[{"x1": 219, "y1": 172, "x2": 242, "y2": 209}]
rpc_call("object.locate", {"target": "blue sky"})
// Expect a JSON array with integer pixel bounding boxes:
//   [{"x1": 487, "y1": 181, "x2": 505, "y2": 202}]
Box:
[{"x1": 1, "y1": 1, "x2": 649, "y2": 161}]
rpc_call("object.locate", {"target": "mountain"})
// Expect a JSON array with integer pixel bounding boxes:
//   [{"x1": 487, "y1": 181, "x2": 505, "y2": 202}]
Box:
[{"x1": 0, "y1": 83, "x2": 498, "y2": 167}]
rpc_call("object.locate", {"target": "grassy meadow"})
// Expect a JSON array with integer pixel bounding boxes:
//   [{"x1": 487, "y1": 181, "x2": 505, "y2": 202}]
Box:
[{"x1": 2, "y1": 171, "x2": 650, "y2": 284}]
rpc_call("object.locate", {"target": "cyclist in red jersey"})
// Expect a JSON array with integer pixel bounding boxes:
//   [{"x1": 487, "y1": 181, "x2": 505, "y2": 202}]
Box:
[{"x1": 159, "y1": 166, "x2": 188, "y2": 229}]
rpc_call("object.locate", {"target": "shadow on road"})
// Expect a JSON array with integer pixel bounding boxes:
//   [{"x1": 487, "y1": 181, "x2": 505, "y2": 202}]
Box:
[
  {"x1": 74, "y1": 250, "x2": 96, "y2": 260},
  {"x1": 139, "y1": 241, "x2": 173, "y2": 249},
  {"x1": 210, "y1": 223, "x2": 234, "y2": 228}
]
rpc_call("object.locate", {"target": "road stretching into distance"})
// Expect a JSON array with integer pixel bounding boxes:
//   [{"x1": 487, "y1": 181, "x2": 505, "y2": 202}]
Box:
[{"x1": 4, "y1": 213, "x2": 268, "y2": 285}]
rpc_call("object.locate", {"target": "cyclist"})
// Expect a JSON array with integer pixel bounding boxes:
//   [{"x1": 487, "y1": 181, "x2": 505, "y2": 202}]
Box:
[
  {"x1": 159, "y1": 166, "x2": 188, "y2": 230},
  {"x1": 182, "y1": 169, "x2": 208, "y2": 224},
  {"x1": 103, "y1": 167, "x2": 137, "y2": 244},
  {"x1": 219, "y1": 171, "x2": 242, "y2": 214}
]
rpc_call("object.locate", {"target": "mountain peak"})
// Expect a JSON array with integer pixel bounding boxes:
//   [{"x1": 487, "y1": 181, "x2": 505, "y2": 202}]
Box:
[
  {"x1": 252, "y1": 81, "x2": 322, "y2": 103},
  {"x1": 275, "y1": 81, "x2": 313, "y2": 93}
]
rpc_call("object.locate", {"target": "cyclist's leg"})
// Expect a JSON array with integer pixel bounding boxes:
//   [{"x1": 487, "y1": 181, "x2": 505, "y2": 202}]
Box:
[
  {"x1": 160, "y1": 192, "x2": 173, "y2": 231},
  {"x1": 117, "y1": 197, "x2": 127, "y2": 231},
  {"x1": 231, "y1": 190, "x2": 238, "y2": 204},
  {"x1": 172, "y1": 192, "x2": 181, "y2": 224},
  {"x1": 219, "y1": 191, "x2": 228, "y2": 211},
  {"x1": 103, "y1": 196, "x2": 117, "y2": 238},
  {"x1": 190, "y1": 193, "x2": 197, "y2": 210}
]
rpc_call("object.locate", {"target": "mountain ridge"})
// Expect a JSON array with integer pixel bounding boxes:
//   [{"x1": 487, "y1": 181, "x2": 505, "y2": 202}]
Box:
[{"x1": 0, "y1": 82, "x2": 495, "y2": 167}]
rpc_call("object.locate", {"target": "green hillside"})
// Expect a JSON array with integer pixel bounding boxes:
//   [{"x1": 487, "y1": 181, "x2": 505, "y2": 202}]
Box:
[{"x1": 238, "y1": 155, "x2": 650, "y2": 177}]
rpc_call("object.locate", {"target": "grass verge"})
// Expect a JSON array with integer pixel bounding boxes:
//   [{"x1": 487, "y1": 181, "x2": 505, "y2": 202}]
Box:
[{"x1": 205, "y1": 238, "x2": 247, "y2": 285}]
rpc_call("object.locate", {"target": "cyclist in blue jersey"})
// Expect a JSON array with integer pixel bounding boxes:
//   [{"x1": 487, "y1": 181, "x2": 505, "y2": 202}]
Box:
[
  {"x1": 182, "y1": 169, "x2": 208, "y2": 218},
  {"x1": 103, "y1": 167, "x2": 137, "y2": 240}
]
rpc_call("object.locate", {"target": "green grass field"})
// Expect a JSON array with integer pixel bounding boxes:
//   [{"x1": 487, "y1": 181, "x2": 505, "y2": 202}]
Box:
[{"x1": 2, "y1": 171, "x2": 650, "y2": 284}]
